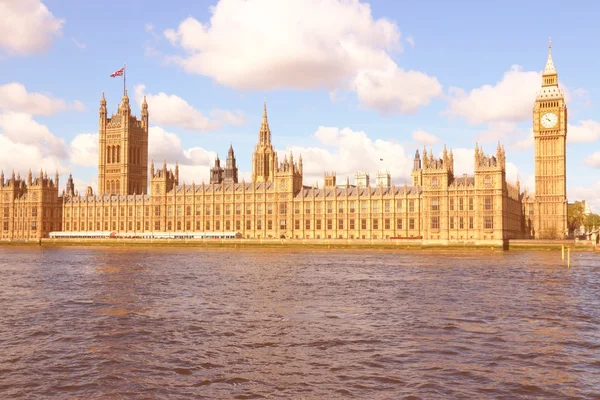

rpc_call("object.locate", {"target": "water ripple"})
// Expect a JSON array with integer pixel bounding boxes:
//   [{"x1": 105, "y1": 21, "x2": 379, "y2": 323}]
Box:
[{"x1": 0, "y1": 248, "x2": 599, "y2": 398}]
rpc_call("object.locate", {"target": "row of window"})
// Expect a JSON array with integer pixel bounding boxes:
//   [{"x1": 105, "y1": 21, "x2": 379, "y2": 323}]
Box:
[
  {"x1": 431, "y1": 216, "x2": 494, "y2": 230},
  {"x1": 1, "y1": 192, "x2": 53, "y2": 202},
  {"x1": 60, "y1": 196, "x2": 495, "y2": 218},
  {"x1": 63, "y1": 218, "x2": 421, "y2": 233},
  {"x1": 430, "y1": 197, "x2": 493, "y2": 212},
  {"x1": 2, "y1": 221, "x2": 44, "y2": 231},
  {"x1": 2, "y1": 206, "x2": 58, "y2": 218},
  {"x1": 62, "y1": 201, "x2": 427, "y2": 218}
]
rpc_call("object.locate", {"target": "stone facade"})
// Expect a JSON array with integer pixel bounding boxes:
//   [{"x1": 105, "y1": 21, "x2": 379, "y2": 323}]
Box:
[
  {"x1": 533, "y1": 39, "x2": 568, "y2": 239},
  {"x1": 0, "y1": 43, "x2": 568, "y2": 244}
]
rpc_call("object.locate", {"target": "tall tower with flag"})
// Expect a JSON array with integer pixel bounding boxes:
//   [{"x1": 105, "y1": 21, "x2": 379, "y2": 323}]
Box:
[
  {"x1": 532, "y1": 39, "x2": 568, "y2": 239},
  {"x1": 98, "y1": 65, "x2": 149, "y2": 195}
]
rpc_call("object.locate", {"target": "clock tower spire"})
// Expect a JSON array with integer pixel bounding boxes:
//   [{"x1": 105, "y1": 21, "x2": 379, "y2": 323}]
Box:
[{"x1": 532, "y1": 38, "x2": 568, "y2": 239}]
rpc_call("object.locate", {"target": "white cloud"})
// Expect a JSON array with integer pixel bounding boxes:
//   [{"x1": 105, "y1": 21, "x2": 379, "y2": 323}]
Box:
[
  {"x1": 149, "y1": 126, "x2": 236, "y2": 184},
  {"x1": 475, "y1": 122, "x2": 534, "y2": 151},
  {"x1": 284, "y1": 126, "x2": 412, "y2": 186},
  {"x1": 570, "y1": 181, "x2": 600, "y2": 214},
  {"x1": 0, "y1": 111, "x2": 69, "y2": 174},
  {"x1": 476, "y1": 122, "x2": 520, "y2": 143},
  {"x1": 568, "y1": 120, "x2": 600, "y2": 143},
  {"x1": 0, "y1": 0, "x2": 63, "y2": 56},
  {"x1": 584, "y1": 152, "x2": 600, "y2": 168},
  {"x1": 163, "y1": 0, "x2": 441, "y2": 114},
  {"x1": 445, "y1": 65, "x2": 582, "y2": 126},
  {"x1": 445, "y1": 66, "x2": 543, "y2": 125},
  {"x1": 448, "y1": 147, "x2": 474, "y2": 177},
  {"x1": 0, "y1": 82, "x2": 85, "y2": 115},
  {"x1": 69, "y1": 133, "x2": 98, "y2": 167},
  {"x1": 144, "y1": 23, "x2": 154, "y2": 32},
  {"x1": 209, "y1": 109, "x2": 245, "y2": 125},
  {"x1": 72, "y1": 38, "x2": 86, "y2": 49},
  {"x1": 412, "y1": 129, "x2": 439, "y2": 145},
  {"x1": 406, "y1": 36, "x2": 415, "y2": 47},
  {"x1": 512, "y1": 136, "x2": 534, "y2": 151},
  {"x1": 0, "y1": 135, "x2": 66, "y2": 176},
  {"x1": 133, "y1": 84, "x2": 245, "y2": 131},
  {"x1": 0, "y1": 111, "x2": 67, "y2": 158},
  {"x1": 72, "y1": 177, "x2": 98, "y2": 196},
  {"x1": 354, "y1": 61, "x2": 442, "y2": 114},
  {"x1": 148, "y1": 126, "x2": 218, "y2": 172}
]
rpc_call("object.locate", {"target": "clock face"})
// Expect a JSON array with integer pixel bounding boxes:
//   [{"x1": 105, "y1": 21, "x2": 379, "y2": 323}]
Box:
[{"x1": 541, "y1": 112, "x2": 558, "y2": 129}]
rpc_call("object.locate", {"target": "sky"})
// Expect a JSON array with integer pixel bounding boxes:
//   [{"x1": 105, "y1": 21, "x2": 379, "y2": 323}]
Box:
[{"x1": 1, "y1": 0, "x2": 599, "y2": 210}]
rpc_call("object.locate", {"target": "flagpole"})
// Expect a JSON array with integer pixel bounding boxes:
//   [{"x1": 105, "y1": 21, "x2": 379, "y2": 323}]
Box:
[{"x1": 123, "y1": 63, "x2": 126, "y2": 96}]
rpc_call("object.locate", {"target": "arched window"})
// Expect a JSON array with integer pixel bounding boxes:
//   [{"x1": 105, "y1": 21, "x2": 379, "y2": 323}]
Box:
[
  {"x1": 107, "y1": 147, "x2": 111, "y2": 163},
  {"x1": 116, "y1": 146, "x2": 121, "y2": 163},
  {"x1": 116, "y1": 180, "x2": 120, "y2": 193}
]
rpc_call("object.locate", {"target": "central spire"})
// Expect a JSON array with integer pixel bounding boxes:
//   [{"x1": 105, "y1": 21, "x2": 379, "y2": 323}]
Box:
[{"x1": 259, "y1": 100, "x2": 271, "y2": 145}]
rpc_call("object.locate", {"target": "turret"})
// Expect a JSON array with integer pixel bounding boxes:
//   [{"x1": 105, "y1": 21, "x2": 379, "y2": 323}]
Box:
[
  {"x1": 120, "y1": 89, "x2": 131, "y2": 115},
  {"x1": 210, "y1": 155, "x2": 224, "y2": 184},
  {"x1": 496, "y1": 141, "x2": 506, "y2": 168},
  {"x1": 99, "y1": 92, "x2": 107, "y2": 117},
  {"x1": 141, "y1": 94, "x2": 148, "y2": 126},
  {"x1": 413, "y1": 149, "x2": 421, "y2": 171},
  {"x1": 324, "y1": 172, "x2": 336, "y2": 188},
  {"x1": 66, "y1": 173, "x2": 75, "y2": 196},
  {"x1": 27, "y1": 169, "x2": 32, "y2": 186},
  {"x1": 224, "y1": 144, "x2": 239, "y2": 184}
]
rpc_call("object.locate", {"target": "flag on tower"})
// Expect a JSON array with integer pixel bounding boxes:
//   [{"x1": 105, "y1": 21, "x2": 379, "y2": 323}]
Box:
[
  {"x1": 110, "y1": 66, "x2": 124, "y2": 77},
  {"x1": 109, "y1": 64, "x2": 127, "y2": 96}
]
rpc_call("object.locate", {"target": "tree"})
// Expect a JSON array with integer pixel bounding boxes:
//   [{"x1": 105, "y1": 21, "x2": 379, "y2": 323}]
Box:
[
  {"x1": 584, "y1": 213, "x2": 600, "y2": 232},
  {"x1": 567, "y1": 202, "x2": 585, "y2": 236}
]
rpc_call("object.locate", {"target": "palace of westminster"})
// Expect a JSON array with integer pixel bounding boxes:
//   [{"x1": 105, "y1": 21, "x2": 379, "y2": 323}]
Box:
[{"x1": 0, "y1": 43, "x2": 568, "y2": 243}]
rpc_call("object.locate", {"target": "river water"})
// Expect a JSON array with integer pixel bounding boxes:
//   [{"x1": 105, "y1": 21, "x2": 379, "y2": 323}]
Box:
[{"x1": 0, "y1": 247, "x2": 599, "y2": 399}]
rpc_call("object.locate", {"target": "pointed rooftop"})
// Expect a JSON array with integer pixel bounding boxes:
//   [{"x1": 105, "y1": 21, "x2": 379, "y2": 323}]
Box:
[
  {"x1": 258, "y1": 100, "x2": 271, "y2": 145},
  {"x1": 543, "y1": 37, "x2": 557, "y2": 76}
]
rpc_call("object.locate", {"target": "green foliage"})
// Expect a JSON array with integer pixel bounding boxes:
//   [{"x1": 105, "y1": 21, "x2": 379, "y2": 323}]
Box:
[
  {"x1": 567, "y1": 202, "x2": 585, "y2": 233},
  {"x1": 584, "y1": 213, "x2": 600, "y2": 232}
]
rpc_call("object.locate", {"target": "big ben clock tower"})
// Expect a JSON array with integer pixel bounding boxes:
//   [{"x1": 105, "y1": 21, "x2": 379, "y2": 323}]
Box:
[{"x1": 533, "y1": 38, "x2": 567, "y2": 239}]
